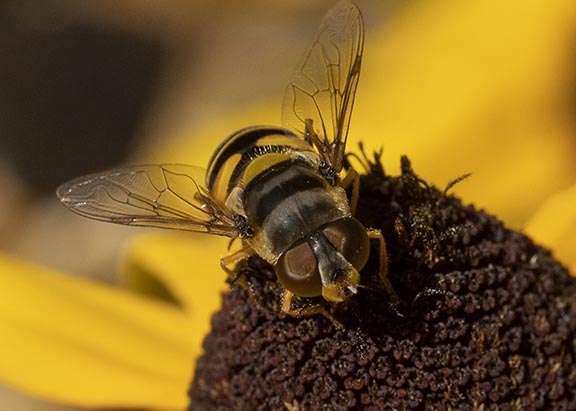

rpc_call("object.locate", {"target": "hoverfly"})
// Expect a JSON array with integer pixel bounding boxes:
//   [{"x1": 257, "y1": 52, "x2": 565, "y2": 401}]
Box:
[{"x1": 57, "y1": 0, "x2": 397, "y2": 319}]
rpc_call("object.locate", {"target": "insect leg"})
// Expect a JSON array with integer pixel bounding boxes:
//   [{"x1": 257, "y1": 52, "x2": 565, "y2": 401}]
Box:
[
  {"x1": 304, "y1": 118, "x2": 322, "y2": 148},
  {"x1": 281, "y1": 290, "x2": 343, "y2": 328},
  {"x1": 340, "y1": 167, "x2": 360, "y2": 215},
  {"x1": 366, "y1": 228, "x2": 399, "y2": 308},
  {"x1": 220, "y1": 244, "x2": 255, "y2": 288}
]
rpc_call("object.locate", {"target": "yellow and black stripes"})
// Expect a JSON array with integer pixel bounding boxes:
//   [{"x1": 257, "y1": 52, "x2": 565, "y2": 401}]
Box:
[
  {"x1": 244, "y1": 162, "x2": 347, "y2": 255},
  {"x1": 207, "y1": 125, "x2": 351, "y2": 258},
  {"x1": 206, "y1": 126, "x2": 314, "y2": 198}
]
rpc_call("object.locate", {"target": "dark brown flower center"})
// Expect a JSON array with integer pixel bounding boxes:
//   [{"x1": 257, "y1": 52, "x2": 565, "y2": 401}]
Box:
[{"x1": 189, "y1": 157, "x2": 576, "y2": 411}]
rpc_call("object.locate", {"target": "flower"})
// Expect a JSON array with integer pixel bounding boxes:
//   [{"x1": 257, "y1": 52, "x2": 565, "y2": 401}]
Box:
[
  {"x1": 1, "y1": 0, "x2": 576, "y2": 409},
  {"x1": 190, "y1": 159, "x2": 576, "y2": 410}
]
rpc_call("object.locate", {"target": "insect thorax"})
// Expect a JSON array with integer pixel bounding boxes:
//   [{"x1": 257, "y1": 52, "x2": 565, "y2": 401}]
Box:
[{"x1": 206, "y1": 126, "x2": 351, "y2": 264}]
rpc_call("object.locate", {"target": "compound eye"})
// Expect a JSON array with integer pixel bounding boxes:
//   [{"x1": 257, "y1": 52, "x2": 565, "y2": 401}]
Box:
[
  {"x1": 321, "y1": 217, "x2": 370, "y2": 271},
  {"x1": 276, "y1": 240, "x2": 322, "y2": 298}
]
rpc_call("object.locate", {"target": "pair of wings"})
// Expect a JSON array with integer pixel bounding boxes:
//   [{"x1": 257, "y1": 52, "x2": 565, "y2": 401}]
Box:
[{"x1": 57, "y1": 0, "x2": 364, "y2": 238}]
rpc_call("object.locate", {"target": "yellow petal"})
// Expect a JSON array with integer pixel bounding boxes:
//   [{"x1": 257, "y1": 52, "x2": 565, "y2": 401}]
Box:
[
  {"x1": 525, "y1": 184, "x2": 576, "y2": 274},
  {"x1": 355, "y1": 0, "x2": 576, "y2": 227},
  {"x1": 0, "y1": 251, "x2": 196, "y2": 410},
  {"x1": 140, "y1": 99, "x2": 278, "y2": 166},
  {"x1": 121, "y1": 232, "x2": 227, "y2": 315}
]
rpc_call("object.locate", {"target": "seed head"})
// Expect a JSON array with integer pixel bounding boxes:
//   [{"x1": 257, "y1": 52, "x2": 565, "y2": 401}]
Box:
[{"x1": 189, "y1": 158, "x2": 576, "y2": 411}]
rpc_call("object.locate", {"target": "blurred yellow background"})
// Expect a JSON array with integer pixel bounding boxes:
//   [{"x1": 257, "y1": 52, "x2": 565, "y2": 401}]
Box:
[{"x1": 1, "y1": 0, "x2": 575, "y2": 409}]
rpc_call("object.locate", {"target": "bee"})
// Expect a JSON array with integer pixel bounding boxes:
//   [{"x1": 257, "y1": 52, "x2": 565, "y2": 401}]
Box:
[{"x1": 57, "y1": 0, "x2": 397, "y2": 319}]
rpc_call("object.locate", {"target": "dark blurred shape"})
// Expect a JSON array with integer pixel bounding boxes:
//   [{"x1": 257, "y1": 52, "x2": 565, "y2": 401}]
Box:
[{"x1": 0, "y1": 2, "x2": 165, "y2": 194}]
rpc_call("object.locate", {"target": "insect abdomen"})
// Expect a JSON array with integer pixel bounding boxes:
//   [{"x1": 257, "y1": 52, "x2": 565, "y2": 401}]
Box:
[
  {"x1": 243, "y1": 161, "x2": 349, "y2": 256},
  {"x1": 207, "y1": 126, "x2": 351, "y2": 261},
  {"x1": 206, "y1": 126, "x2": 315, "y2": 202}
]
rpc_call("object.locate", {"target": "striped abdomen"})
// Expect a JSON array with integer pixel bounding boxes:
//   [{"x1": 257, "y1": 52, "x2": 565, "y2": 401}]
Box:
[{"x1": 206, "y1": 126, "x2": 351, "y2": 263}]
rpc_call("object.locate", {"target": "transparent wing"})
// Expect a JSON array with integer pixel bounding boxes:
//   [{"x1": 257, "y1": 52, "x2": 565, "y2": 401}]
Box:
[
  {"x1": 282, "y1": 0, "x2": 364, "y2": 173},
  {"x1": 56, "y1": 164, "x2": 242, "y2": 237}
]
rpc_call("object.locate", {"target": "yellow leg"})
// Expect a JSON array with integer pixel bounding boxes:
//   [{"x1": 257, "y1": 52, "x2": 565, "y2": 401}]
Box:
[
  {"x1": 340, "y1": 167, "x2": 360, "y2": 215},
  {"x1": 220, "y1": 244, "x2": 254, "y2": 288},
  {"x1": 281, "y1": 290, "x2": 343, "y2": 328},
  {"x1": 304, "y1": 118, "x2": 322, "y2": 149},
  {"x1": 366, "y1": 228, "x2": 399, "y2": 307}
]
